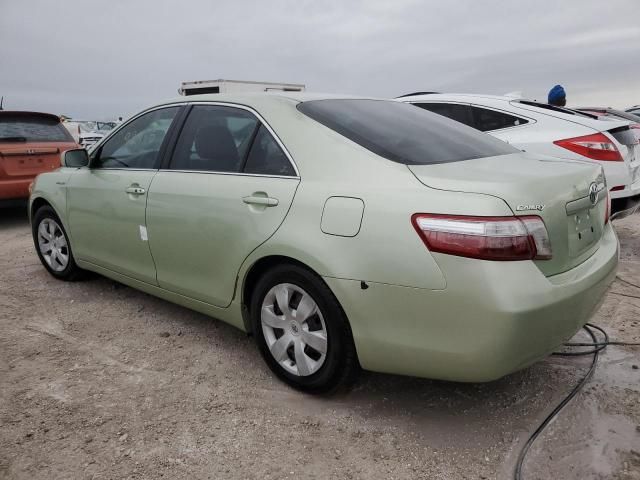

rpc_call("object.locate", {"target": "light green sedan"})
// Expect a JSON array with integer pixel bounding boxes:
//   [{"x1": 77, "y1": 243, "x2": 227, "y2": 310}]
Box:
[{"x1": 29, "y1": 93, "x2": 619, "y2": 392}]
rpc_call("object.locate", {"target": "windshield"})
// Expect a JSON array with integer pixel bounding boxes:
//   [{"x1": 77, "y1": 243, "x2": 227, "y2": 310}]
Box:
[{"x1": 297, "y1": 99, "x2": 517, "y2": 165}]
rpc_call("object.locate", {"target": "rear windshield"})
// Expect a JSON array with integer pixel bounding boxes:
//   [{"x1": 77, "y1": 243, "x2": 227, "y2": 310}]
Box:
[
  {"x1": 608, "y1": 126, "x2": 638, "y2": 146},
  {"x1": 0, "y1": 115, "x2": 74, "y2": 142},
  {"x1": 297, "y1": 99, "x2": 517, "y2": 165}
]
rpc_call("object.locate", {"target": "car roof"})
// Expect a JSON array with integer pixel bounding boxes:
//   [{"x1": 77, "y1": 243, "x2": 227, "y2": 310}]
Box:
[
  {"x1": 399, "y1": 93, "x2": 632, "y2": 130},
  {"x1": 158, "y1": 91, "x2": 375, "y2": 107},
  {"x1": 398, "y1": 92, "x2": 517, "y2": 103},
  {"x1": 0, "y1": 111, "x2": 62, "y2": 122}
]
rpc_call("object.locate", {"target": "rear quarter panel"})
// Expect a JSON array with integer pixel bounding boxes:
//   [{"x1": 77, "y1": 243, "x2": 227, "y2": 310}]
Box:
[{"x1": 236, "y1": 98, "x2": 514, "y2": 294}]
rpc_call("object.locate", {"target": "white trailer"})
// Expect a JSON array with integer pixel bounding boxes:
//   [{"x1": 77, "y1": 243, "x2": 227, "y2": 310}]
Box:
[{"x1": 179, "y1": 79, "x2": 305, "y2": 96}]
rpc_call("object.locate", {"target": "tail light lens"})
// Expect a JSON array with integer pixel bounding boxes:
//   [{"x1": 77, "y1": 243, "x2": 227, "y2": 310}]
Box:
[
  {"x1": 411, "y1": 214, "x2": 552, "y2": 261},
  {"x1": 553, "y1": 133, "x2": 623, "y2": 161}
]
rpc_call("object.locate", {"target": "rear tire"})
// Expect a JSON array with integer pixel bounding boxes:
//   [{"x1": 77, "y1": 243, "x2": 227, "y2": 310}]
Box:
[
  {"x1": 251, "y1": 264, "x2": 359, "y2": 394},
  {"x1": 32, "y1": 206, "x2": 85, "y2": 281}
]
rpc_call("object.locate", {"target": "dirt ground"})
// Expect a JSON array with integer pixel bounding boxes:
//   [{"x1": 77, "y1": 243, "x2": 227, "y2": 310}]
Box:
[{"x1": 1, "y1": 207, "x2": 639, "y2": 480}]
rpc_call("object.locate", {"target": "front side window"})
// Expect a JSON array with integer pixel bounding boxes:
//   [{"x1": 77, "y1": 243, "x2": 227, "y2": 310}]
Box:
[
  {"x1": 92, "y1": 107, "x2": 179, "y2": 169},
  {"x1": 298, "y1": 99, "x2": 517, "y2": 165},
  {"x1": 413, "y1": 103, "x2": 474, "y2": 128},
  {"x1": 470, "y1": 106, "x2": 528, "y2": 132},
  {"x1": 170, "y1": 106, "x2": 258, "y2": 172}
]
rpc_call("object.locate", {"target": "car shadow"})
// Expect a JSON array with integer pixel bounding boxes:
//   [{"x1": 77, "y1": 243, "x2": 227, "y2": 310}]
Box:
[{"x1": 0, "y1": 205, "x2": 30, "y2": 229}]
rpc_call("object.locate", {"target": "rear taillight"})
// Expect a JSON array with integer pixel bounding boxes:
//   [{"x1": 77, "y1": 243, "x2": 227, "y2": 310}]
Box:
[
  {"x1": 610, "y1": 185, "x2": 625, "y2": 191},
  {"x1": 553, "y1": 133, "x2": 623, "y2": 161},
  {"x1": 411, "y1": 214, "x2": 552, "y2": 261}
]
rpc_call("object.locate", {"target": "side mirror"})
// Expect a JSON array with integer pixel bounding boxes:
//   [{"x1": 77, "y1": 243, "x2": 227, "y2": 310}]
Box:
[{"x1": 61, "y1": 148, "x2": 89, "y2": 168}]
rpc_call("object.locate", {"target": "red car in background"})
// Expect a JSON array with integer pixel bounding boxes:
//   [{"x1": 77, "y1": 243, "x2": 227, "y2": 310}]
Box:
[{"x1": 0, "y1": 111, "x2": 78, "y2": 205}]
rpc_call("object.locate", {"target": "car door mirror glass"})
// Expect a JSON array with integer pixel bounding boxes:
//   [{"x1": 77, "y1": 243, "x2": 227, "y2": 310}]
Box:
[{"x1": 61, "y1": 148, "x2": 89, "y2": 168}]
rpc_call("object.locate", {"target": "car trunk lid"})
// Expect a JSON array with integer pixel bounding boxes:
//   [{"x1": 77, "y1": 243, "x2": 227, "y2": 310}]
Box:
[
  {"x1": 408, "y1": 152, "x2": 608, "y2": 276},
  {"x1": 0, "y1": 142, "x2": 73, "y2": 179}
]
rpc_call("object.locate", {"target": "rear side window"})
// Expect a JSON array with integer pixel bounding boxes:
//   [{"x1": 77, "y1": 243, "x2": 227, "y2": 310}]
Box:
[
  {"x1": 413, "y1": 103, "x2": 474, "y2": 128},
  {"x1": 243, "y1": 125, "x2": 296, "y2": 176},
  {"x1": 0, "y1": 114, "x2": 74, "y2": 142},
  {"x1": 170, "y1": 106, "x2": 258, "y2": 173},
  {"x1": 297, "y1": 99, "x2": 517, "y2": 165},
  {"x1": 470, "y1": 106, "x2": 529, "y2": 132}
]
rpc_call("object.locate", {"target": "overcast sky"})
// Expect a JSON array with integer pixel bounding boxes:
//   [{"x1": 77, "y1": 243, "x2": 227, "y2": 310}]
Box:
[{"x1": 1, "y1": 0, "x2": 639, "y2": 119}]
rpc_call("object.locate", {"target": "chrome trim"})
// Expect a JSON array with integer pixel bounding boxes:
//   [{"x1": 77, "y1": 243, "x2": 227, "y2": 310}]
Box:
[
  {"x1": 88, "y1": 168, "x2": 158, "y2": 172},
  {"x1": 565, "y1": 183, "x2": 606, "y2": 215},
  {"x1": 157, "y1": 169, "x2": 299, "y2": 180},
  {"x1": 88, "y1": 103, "x2": 188, "y2": 157},
  {"x1": 176, "y1": 100, "x2": 300, "y2": 177}
]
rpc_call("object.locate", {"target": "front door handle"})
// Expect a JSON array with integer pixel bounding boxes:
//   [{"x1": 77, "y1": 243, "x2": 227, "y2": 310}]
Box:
[
  {"x1": 242, "y1": 195, "x2": 279, "y2": 207},
  {"x1": 125, "y1": 185, "x2": 146, "y2": 195}
]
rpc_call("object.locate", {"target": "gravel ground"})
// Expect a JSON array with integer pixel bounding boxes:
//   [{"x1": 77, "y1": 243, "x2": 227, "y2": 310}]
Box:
[{"x1": 1, "y1": 207, "x2": 639, "y2": 480}]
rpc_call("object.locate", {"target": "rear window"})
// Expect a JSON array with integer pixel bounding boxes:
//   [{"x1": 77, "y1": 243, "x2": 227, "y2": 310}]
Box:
[
  {"x1": 0, "y1": 114, "x2": 74, "y2": 142},
  {"x1": 608, "y1": 126, "x2": 638, "y2": 146},
  {"x1": 297, "y1": 99, "x2": 517, "y2": 165},
  {"x1": 515, "y1": 100, "x2": 598, "y2": 119}
]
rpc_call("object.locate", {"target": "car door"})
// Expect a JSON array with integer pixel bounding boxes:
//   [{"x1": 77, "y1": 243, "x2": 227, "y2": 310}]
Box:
[
  {"x1": 145, "y1": 103, "x2": 300, "y2": 307},
  {"x1": 66, "y1": 106, "x2": 181, "y2": 283}
]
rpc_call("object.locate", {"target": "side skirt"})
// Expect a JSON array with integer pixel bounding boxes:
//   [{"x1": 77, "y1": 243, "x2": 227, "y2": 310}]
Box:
[{"x1": 76, "y1": 259, "x2": 246, "y2": 331}]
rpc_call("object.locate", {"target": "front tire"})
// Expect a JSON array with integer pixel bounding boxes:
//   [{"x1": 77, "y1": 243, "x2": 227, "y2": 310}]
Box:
[
  {"x1": 32, "y1": 206, "x2": 84, "y2": 281},
  {"x1": 251, "y1": 264, "x2": 359, "y2": 394}
]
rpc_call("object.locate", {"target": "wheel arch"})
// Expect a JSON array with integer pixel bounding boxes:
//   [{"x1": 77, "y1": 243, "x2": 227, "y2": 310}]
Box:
[
  {"x1": 30, "y1": 196, "x2": 53, "y2": 220},
  {"x1": 30, "y1": 195, "x2": 75, "y2": 248},
  {"x1": 240, "y1": 255, "x2": 352, "y2": 338}
]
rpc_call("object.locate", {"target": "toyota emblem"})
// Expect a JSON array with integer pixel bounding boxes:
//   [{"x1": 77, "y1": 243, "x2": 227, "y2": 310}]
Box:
[{"x1": 588, "y1": 182, "x2": 599, "y2": 206}]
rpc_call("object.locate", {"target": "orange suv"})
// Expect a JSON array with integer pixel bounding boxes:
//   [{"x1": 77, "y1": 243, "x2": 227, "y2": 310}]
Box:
[{"x1": 0, "y1": 111, "x2": 78, "y2": 205}]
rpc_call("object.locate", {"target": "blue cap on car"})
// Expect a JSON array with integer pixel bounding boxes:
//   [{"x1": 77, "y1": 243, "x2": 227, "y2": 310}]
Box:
[{"x1": 548, "y1": 85, "x2": 566, "y2": 104}]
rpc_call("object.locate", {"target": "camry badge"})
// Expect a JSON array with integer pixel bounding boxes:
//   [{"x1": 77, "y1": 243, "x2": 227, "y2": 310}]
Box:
[{"x1": 516, "y1": 204, "x2": 545, "y2": 211}]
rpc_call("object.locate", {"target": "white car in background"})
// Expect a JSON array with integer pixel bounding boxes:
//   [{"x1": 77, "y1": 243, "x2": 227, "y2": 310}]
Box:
[
  {"x1": 398, "y1": 93, "x2": 640, "y2": 201},
  {"x1": 63, "y1": 120, "x2": 116, "y2": 149}
]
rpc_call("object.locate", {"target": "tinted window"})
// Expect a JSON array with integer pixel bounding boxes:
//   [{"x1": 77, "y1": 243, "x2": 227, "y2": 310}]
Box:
[
  {"x1": 93, "y1": 107, "x2": 178, "y2": 169},
  {"x1": 471, "y1": 106, "x2": 529, "y2": 132},
  {"x1": 0, "y1": 115, "x2": 74, "y2": 142},
  {"x1": 414, "y1": 103, "x2": 474, "y2": 127},
  {"x1": 243, "y1": 125, "x2": 295, "y2": 176},
  {"x1": 297, "y1": 99, "x2": 517, "y2": 165},
  {"x1": 170, "y1": 106, "x2": 258, "y2": 172}
]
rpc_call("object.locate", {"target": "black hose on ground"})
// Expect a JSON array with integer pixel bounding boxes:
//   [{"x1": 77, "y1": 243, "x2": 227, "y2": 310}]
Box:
[
  {"x1": 514, "y1": 323, "x2": 639, "y2": 479},
  {"x1": 514, "y1": 200, "x2": 640, "y2": 477}
]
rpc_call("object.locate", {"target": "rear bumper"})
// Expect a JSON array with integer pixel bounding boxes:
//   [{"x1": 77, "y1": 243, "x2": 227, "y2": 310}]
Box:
[
  {"x1": 610, "y1": 173, "x2": 640, "y2": 199},
  {"x1": 325, "y1": 224, "x2": 619, "y2": 382},
  {"x1": 0, "y1": 178, "x2": 33, "y2": 200}
]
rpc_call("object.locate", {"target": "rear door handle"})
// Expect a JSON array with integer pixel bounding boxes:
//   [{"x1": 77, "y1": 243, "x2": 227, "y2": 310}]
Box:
[
  {"x1": 125, "y1": 186, "x2": 146, "y2": 195},
  {"x1": 242, "y1": 195, "x2": 279, "y2": 207}
]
